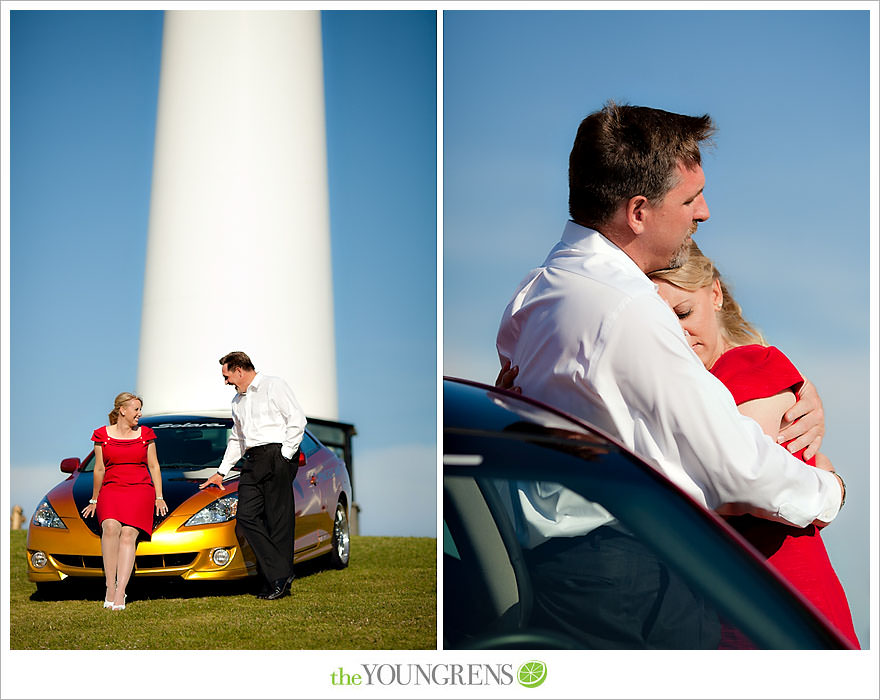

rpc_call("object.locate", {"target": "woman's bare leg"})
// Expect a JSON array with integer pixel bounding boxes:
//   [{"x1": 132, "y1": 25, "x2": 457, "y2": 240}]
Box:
[
  {"x1": 101, "y1": 519, "x2": 122, "y2": 602},
  {"x1": 113, "y1": 525, "x2": 139, "y2": 606}
]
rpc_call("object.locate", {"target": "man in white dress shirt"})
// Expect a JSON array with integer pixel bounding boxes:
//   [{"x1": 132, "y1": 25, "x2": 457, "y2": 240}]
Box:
[
  {"x1": 496, "y1": 102, "x2": 846, "y2": 647},
  {"x1": 200, "y1": 351, "x2": 306, "y2": 600}
]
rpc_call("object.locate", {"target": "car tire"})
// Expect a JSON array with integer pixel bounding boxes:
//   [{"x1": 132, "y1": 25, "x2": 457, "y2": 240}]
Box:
[{"x1": 328, "y1": 501, "x2": 350, "y2": 569}]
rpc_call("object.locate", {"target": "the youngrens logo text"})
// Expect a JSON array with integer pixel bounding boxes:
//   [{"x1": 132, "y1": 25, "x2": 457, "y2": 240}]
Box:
[{"x1": 330, "y1": 662, "x2": 547, "y2": 688}]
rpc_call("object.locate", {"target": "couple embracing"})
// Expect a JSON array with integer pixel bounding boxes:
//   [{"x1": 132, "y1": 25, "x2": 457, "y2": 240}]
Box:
[{"x1": 495, "y1": 102, "x2": 858, "y2": 649}]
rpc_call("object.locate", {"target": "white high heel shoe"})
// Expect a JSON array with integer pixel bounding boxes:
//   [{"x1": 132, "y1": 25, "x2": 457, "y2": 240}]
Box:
[
  {"x1": 111, "y1": 595, "x2": 127, "y2": 611},
  {"x1": 104, "y1": 586, "x2": 116, "y2": 608}
]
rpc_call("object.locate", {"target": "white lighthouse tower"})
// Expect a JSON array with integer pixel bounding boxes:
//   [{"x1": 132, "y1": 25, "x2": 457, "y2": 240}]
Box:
[{"x1": 137, "y1": 10, "x2": 337, "y2": 419}]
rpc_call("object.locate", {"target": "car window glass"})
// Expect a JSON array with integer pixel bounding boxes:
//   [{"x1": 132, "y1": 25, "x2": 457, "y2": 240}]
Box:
[
  {"x1": 444, "y1": 474, "x2": 757, "y2": 650},
  {"x1": 443, "y1": 521, "x2": 461, "y2": 560},
  {"x1": 79, "y1": 424, "x2": 324, "y2": 471},
  {"x1": 80, "y1": 424, "x2": 243, "y2": 471},
  {"x1": 151, "y1": 425, "x2": 235, "y2": 467},
  {"x1": 300, "y1": 432, "x2": 320, "y2": 457}
]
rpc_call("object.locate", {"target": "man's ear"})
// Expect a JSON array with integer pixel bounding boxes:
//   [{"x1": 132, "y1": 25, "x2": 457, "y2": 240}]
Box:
[{"x1": 626, "y1": 195, "x2": 650, "y2": 235}]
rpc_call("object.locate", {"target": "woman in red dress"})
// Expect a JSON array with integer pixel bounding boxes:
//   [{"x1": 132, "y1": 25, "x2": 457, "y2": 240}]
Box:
[
  {"x1": 80, "y1": 392, "x2": 167, "y2": 610},
  {"x1": 651, "y1": 242, "x2": 859, "y2": 648}
]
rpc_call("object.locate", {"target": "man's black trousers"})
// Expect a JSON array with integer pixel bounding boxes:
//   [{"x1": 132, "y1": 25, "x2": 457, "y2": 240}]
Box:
[
  {"x1": 235, "y1": 443, "x2": 297, "y2": 584},
  {"x1": 525, "y1": 526, "x2": 721, "y2": 649}
]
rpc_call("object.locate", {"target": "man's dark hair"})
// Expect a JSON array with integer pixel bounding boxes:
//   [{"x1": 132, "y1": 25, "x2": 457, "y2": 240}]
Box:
[
  {"x1": 568, "y1": 101, "x2": 715, "y2": 229},
  {"x1": 219, "y1": 351, "x2": 255, "y2": 372}
]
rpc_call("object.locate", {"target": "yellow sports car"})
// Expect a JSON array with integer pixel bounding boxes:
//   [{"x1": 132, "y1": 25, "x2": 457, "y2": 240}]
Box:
[{"x1": 27, "y1": 413, "x2": 352, "y2": 593}]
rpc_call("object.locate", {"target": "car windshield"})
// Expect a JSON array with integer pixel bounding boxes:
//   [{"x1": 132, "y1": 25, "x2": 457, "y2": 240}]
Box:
[{"x1": 79, "y1": 423, "x2": 240, "y2": 471}]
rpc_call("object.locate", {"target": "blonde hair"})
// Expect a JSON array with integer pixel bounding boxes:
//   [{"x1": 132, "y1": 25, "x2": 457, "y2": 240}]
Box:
[
  {"x1": 109, "y1": 392, "x2": 143, "y2": 425},
  {"x1": 649, "y1": 241, "x2": 767, "y2": 348}
]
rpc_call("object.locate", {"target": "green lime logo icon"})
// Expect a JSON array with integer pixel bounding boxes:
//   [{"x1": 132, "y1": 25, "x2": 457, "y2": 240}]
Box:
[{"x1": 517, "y1": 660, "x2": 547, "y2": 688}]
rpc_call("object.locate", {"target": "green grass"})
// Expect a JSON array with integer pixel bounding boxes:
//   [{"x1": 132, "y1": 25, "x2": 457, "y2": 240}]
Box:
[{"x1": 10, "y1": 529, "x2": 436, "y2": 649}]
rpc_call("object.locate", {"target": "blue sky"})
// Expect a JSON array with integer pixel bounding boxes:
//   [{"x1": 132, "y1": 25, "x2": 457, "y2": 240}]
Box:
[
  {"x1": 444, "y1": 8, "x2": 873, "y2": 656},
  {"x1": 7, "y1": 10, "x2": 436, "y2": 538}
]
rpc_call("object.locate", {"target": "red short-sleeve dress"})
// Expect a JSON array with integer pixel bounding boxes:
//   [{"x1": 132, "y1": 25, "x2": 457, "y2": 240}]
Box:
[
  {"x1": 92, "y1": 425, "x2": 158, "y2": 540},
  {"x1": 711, "y1": 345, "x2": 860, "y2": 648}
]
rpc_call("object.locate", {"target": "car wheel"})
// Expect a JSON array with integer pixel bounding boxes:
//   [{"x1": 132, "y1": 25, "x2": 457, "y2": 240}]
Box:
[{"x1": 328, "y1": 502, "x2": 350, "y2": 569}]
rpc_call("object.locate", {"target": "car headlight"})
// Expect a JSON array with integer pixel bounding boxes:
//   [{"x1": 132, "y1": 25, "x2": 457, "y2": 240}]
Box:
[
  {"x1": 184, "y1": 494, "x2": 239, "y2": 526},
  {"x1": 32, "y1": 500, "x2": 67, "y2": 529}
]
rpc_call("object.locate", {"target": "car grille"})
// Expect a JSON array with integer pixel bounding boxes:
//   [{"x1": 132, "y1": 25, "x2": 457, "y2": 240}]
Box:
[
  {"x1": 135, "y1": 553, "x2": 198, "y2": 569},
  {"x1": 52, "y1": 554, "x2": 105, "y2": 569},
  {"x1": 51, "y1": 553, "x2": 198, "y2": 570}
]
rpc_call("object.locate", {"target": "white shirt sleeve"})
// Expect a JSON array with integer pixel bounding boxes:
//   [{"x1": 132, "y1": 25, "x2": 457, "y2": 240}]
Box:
[
  {"x1": 269, "y1": 378, "x2": 306, "y2": 460},
  {"x1": 598, "y1": 294, "x2": 841, "y2": 527},
  {"x1": 216, "y1": 413, "x2": 245, "y2": 476}
]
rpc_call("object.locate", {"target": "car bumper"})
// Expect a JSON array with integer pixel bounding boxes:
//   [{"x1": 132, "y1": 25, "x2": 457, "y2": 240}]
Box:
[{"x1": 26, "y1": 515, "x2": 255, "y2": 582}]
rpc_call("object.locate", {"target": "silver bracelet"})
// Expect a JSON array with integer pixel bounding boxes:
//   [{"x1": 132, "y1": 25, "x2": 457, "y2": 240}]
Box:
[
  {"x1": 832, "y1": 471, "x2": 846, "y2": 509},
  {"x1": 89, "y1": 499, "x2": 97, "y2": 504},
  {"x1": 156, "y1": 496, "x2": 165, "y2": 500}
]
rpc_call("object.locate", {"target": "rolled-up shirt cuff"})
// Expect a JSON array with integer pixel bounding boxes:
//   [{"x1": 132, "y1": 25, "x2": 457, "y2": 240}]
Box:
[
  {"x1": 814, "y1": 468, "x2": 844, "y2": 523},
  {"x1": 777, "y1": 468, "x2": 843, "y2": 526}
]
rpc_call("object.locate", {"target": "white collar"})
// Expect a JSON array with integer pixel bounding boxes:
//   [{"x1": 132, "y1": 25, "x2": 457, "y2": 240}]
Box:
[
  {"x1": 242, "y1": 371, "x2": 264, "y2": 394},
  {"x1": 544, "y1": 221, "x2": 654, "y2": 293}
]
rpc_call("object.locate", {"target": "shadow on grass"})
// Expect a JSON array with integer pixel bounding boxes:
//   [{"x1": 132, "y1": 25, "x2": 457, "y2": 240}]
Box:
[{"x1": 28, "y1": 552, "x2": 337, "y2": 603}]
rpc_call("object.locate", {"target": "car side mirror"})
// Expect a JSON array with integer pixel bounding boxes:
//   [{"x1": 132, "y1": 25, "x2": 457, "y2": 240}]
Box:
[
  {"x1": 60, "y1": 458, "x2": 81, "y2": 473},
  {"x1": 298, "y1": 451, "x2": 306, "y2": 467}
]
